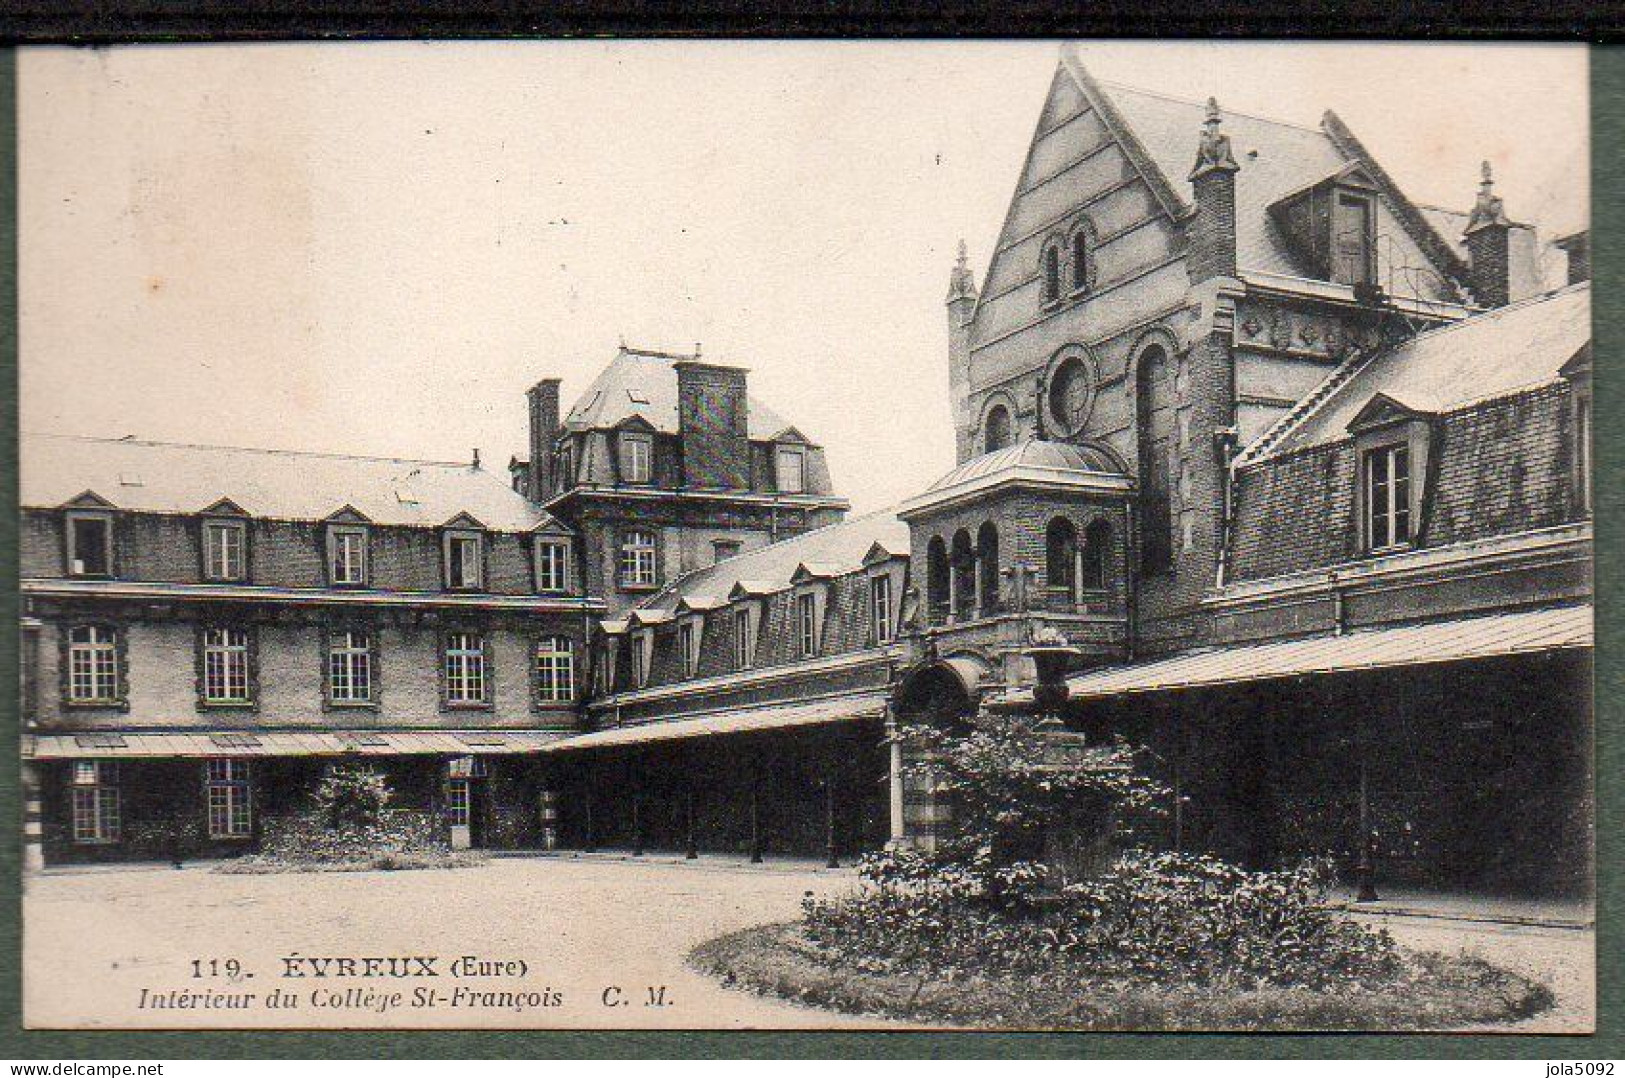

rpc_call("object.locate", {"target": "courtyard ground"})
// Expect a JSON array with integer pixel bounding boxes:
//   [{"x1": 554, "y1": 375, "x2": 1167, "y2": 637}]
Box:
[{"x1": 23, "y1": 851, "x2": 1594, "y2": 1032}]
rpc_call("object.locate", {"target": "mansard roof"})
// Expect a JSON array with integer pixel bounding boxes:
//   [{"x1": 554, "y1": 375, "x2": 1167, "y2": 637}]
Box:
[
  {"x1": 561, "y1": 345, "x2": 792, "y2": 440},
  {"x1": 21, "y1": 433, "x2": 563, "y2": 532},
  {"x1": 637, "y1": 507, "x2": 911, "y2": 614},
  {"x1": 1258, "y1": 282, "x2": 1590, "y2": 457}
]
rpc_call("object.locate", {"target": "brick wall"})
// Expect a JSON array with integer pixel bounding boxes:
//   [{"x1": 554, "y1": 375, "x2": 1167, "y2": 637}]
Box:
[
  {"x1": 29, "y1": 610, "x2": 584, "y2": 731},
  {"x1": 21, "y1": 510, "x2": 571, "y2": 596}
]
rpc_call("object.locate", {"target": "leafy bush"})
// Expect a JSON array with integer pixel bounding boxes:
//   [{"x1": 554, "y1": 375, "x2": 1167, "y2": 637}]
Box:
[
  {"x1": 314, "y1": 763, "x2": 392, "y2": 832},
  {"x1": 803, "y1": 849, "x2": 1402, "y2": 990}
]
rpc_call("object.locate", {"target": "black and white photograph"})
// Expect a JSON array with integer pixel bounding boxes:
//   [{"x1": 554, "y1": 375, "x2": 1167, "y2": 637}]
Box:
[{"x1": 16, "y1": 40, "x2": 1594, "y2": 1034}]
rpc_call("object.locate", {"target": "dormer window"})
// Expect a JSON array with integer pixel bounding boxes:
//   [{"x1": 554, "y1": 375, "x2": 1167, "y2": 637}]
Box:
[
  {"x1": 327, "y1": 524, "x2": 369, "y2": 587},
  {"x1": 1332, "y1": 192, "x2": 1375, "y2": 287},
  {"x1": 619, "y1": 432, "x2": 653, "y2": 484},
  {"x1": 535, "y1": 537, "x2": 571, "y2": 594},
  {"x1": 776, "y1": 446, "x2": 806, "y2": 494},
  {"x1": 1362, "y1": 443, "x2": 1412, "y2": 552},
  {"x1": 203, "y1": 520, "x2": 248, "y2": 582},
  {"x1": 444, "y1": 530, "x2": 485, "y2": 590},
  {"x1": 679, "y1": 619, "x2": 702, "y2": 678},
  {"x1": 1348, "y1": 394, "x2": 1433, "y2": 557},
  {"x1": 66, "y1": 511, "x2": 113, "y2": 577},
  {"x1": 732, "y1": 605, "x2": 757, "y2": 670}
]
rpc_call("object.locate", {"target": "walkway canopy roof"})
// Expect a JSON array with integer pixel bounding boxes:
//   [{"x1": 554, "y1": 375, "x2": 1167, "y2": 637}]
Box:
[
  {"x1": 1063, "y1": 604, "x2": 1591, "y2": 701},
  {"x1": 25, "y1": 729, "x2": 567, "y2": 759},
  {"x1": 541, "y1": 691, "x2": 889, "y2": 753}
]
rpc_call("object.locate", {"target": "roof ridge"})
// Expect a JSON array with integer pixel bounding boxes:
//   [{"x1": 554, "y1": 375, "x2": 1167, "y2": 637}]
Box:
[
  {"x1": 1091, "y1": 77, "x2": 1328, "y2": 137},
  {"x1": 635, "y1": 504, "x2": 905, "y2": 610},
  {"x1": 21, "y1": 431, "x2": 476, "y2": 469}
]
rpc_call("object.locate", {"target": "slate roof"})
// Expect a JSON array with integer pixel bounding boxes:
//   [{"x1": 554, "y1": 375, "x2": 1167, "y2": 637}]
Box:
[
  {"x1": 636, "y1": 507, "x2": 910, "y2": 614},
  {"x1": 923, "y1": 440, "x2": 1124, "y2": 493},
  {"x1": 562, "y1": 346, "x2": 793, "y2": 440},
  {"x1": 21, "y1": 433, "x2": 560, "y2": 532},
  {"x1": 1267, "y1": 281, "x2": 1590, "y2": 455},
  {"x1": 1092, "y1": 77, "x2": 1352, "y2": 280}
]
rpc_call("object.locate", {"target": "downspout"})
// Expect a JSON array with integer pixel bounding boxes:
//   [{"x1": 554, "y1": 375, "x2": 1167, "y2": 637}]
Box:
[{"x1": 1213, "y1": 425, "x2": 1239, "y2": 590}]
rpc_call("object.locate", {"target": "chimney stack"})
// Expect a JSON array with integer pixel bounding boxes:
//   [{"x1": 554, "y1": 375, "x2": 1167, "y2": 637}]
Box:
[
  {"x1": 1187, "y1": 98, "x2": 1241, "y2": 284},
  {"x1": 674, "y1": 360, "x2": 750, "y2": 490},
  {"x1": 526, "y1": 378, "x2": 561, "y2": 500},
  {"x1": 1464, "y1": 161, "x2": 1513, "y2": 309}
]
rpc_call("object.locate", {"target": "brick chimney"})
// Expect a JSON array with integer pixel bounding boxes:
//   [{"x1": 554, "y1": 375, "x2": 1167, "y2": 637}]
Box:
[
  {"x1": 1556, "y1": 230, "x2": 1590, "y2": 286},
  {"x1": 1187, "y1": 97, "x2": 1240, "y2": 284},
  {"x1": 674, "y1": 360, "x2": 750, "y2": 490},
  {"x1": 946, "y1": 240, "x2": 979, "y2": 464},
  {"x1": 1464, "y1": 161, "x2": 1512, "y2": 309},
  {"x1": 526, "y1": 378, "x2": 560, "y2": 500}
]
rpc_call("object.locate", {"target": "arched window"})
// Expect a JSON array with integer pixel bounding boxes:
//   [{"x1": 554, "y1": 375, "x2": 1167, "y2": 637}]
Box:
[
  {"x1": 1080, "y1": 519, "x2": 1110, "y2": 592},
  {"x1": 983, "y1": 404, "x2": 1012, "y2": 454},
  {"x1": 1041, "y1": 243, "x2": 1061, "y2": 304},
  {"x1": 1046, "y1": 517, "x2": 1077, "y2": 599},
  {"x1": 926, "y1": 536, "x2": 950, "y2": 622},
  {"x1": 976, "y1": 522, "x2": 999, "y2": 615},
  {"x1": 951, "y1": 529, "x2": 976, "y2": 619},
  {"x1": 1072, "y1": 227, "x2": 1091, "y2": 292},
  {"x1": 1136, "y1": 343, "x2": 1175, "y2": 575}
]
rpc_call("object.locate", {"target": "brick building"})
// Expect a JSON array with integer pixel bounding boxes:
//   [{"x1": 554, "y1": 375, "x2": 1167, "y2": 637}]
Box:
[
  {"x1": 20, "y1": 436, "x2": 602, "y2": 867},
  {"x1": 24, "y1": 46, "x2": 1592, "y2": 889},
  {"x1": 563, "y1": 46, "x2": 1592, "y2": 888},
  {"x1": 509, "y1": 346, "x2": 849, "y2": 618}
]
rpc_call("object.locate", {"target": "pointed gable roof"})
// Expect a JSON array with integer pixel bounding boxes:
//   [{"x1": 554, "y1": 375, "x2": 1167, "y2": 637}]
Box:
[
  {"x1": 1022, "y1": 45, "x2": 1467, "y2": 304},
  {"x1": 561, "y1": 345, "x2": 792, "y2": 440}
]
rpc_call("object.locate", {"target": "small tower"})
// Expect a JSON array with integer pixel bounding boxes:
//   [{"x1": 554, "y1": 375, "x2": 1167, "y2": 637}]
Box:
[
  {"x1": 1188, "y1": 98, "x2": 1241, "y2": 284},
  {"x1": 946, "y1": 240, "x2": 980, "y2": 464},
  {"x1": 1464, "y1": 161, "x2": 1513, "y2": 309}
]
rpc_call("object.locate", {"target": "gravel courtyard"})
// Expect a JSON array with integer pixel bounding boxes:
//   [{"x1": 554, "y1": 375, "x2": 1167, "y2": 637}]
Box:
[{"x1": 24, "y1": 854, "x2": 1593, "y2": 1032}]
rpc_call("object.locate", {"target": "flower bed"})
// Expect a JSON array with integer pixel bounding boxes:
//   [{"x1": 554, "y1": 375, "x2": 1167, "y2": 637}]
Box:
[{"x1": 689, "y1": 850, "x2": 1554, "y2": 1031}]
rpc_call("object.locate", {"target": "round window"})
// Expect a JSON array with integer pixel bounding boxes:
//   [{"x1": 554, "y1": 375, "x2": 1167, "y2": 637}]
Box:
[{"x1": 1047, "y1": 354, "x2": 1096, "y2": 436}]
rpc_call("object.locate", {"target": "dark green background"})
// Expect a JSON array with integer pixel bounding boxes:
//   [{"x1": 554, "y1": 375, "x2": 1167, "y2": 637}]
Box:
[{"x1": 0, "y1": 43, "x2": 1615, "y2": 1060}]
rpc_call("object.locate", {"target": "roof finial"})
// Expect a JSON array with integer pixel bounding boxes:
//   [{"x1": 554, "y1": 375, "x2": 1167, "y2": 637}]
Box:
[
  {"x1": 472, "y1": 447, "x2": 481, "y2": 469},
  {"x1": 1466, "y1": 158, "x2": 1510, "y2": 234},
  {"x1": 694, "y1": 341, "x2": 702, "y2": 358},
  {"x1": 1190, "y1": 96, "x2": 1239, "y2": 180},
  {"x1": 946, "y1": 239, "x2": 977, "y2": 303}
]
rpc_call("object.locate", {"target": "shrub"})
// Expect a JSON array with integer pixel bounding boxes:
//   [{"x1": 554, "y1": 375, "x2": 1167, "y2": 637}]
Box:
[
  {"x1": 313, "y1": 763, "x2": 392, "y2": 832},
  {"x1": 803, "y1": 849, "x2": 1402, "y2": 990}
]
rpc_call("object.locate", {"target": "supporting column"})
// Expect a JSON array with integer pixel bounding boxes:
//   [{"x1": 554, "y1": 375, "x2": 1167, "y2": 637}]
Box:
[
  {"x1": 631, "y1": 782, "x2": 644, "y2": 858},
  {"x1": 824, "y1": 754, "x2": 839, "y2": 869},
  {"x1": 748, "y1": 760, "x2": 764, "y2": 864},
  {"x1": 582, "y1": 780, "x2": 596, "y2": 853},
  {"x1": 684, "y1": 783, "x2": 698, "y2": 860},
  {"x1": 1356, "y1": 714, "x2": 1379, "y2": 902},
  {"x1": 22, "y1": 761, "x2": 44, "y2": 876},
  {"x1": 886, "y1": 713, "x2": 905, "y2": 847}
]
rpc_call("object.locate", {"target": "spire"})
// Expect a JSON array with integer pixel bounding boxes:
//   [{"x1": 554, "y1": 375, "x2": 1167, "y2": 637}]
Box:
[
  {"x1": 1464, "y1": 159, "x2": 1511, "y2": 234},
  {"x1": 1189, "y1": 97, "x2": 1240, "y2": 181},
  {"x1": 945, "y1": 239, "x2": 978, "y2": 304}
]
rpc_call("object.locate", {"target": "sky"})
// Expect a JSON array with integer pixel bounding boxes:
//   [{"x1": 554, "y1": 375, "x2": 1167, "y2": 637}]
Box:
[{"x1": 18, "y1": 41, "x2": 1588, "y2": 513}]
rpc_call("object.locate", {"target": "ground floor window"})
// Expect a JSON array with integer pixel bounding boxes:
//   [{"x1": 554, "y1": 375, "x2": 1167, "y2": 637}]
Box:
[
  {"x1": 70, "y1": 761, "x2": 120, "y2": 843},
  {"x1": 446, "y1": 778, "x2": 471, "y2": 829},
  {"x1": 205, "y1": 758, "x2": 253, "y2": 838}
]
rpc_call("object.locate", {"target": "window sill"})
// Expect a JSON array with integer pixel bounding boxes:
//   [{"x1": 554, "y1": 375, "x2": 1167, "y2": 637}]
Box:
[
  {"x1": 442, "y1": 701, "x2": 494, "y2": 712},
  {"x1": 619, "y1": 582, "x2": 660, "y2": 593},
  {"x1": 1363, "y1": 542, "x2": 1416, "y2": 558},
  {"x1": 208, "y1": 834, "x2": 255, "y2": 842},
  {"x1": 72, "y1": 838, "x2": 120, "y2": 846},
  {"x1": 325, "y1": 700, "x2": 380, "y2": 711},
  {"x1": 198, "y1": 701, "x2": 257, "y2": 711},
  {"x1": 63, "y1": 699, "x2": 128, "y2": 711}
]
